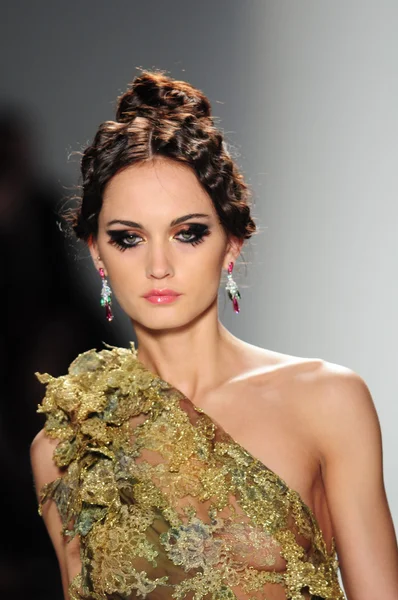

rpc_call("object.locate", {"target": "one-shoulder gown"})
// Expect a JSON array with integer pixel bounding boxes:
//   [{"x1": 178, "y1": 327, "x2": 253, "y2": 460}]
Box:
[{"x1": 35, "y1": 342, "x2": 346, "y2": 600}]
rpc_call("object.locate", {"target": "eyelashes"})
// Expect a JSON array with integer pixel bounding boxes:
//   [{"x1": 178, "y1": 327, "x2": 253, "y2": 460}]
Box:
[{"x1": 106, "y1": 223, "x2": 211, "y2": 252}]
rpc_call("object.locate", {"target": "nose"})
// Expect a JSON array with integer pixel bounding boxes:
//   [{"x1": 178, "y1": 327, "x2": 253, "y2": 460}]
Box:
[{"x1": 145, "y1": 241, "x2": 174, "y2": 280}]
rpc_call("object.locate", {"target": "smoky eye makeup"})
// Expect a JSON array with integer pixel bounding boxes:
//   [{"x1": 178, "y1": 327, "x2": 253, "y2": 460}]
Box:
[
  {"x1": 106, "y1": 230, "x2": 141, "y2": 252},
  {"x1": 106, "y1": 222, "x2": 212, "y2": 252}
]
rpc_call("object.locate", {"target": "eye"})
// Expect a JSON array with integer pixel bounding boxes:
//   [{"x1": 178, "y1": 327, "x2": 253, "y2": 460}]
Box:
[
  {"x1": 175, "y1": 224, "x2": 211, "y2": 246},
  {"x1": 107, "y1": 231, "x2": 142, "y2": 252}
]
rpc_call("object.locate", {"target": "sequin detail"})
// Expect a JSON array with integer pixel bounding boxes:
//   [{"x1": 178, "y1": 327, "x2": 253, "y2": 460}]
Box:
[{"x1": 35, "y1": 343, "x2": 346, "y2": 600}]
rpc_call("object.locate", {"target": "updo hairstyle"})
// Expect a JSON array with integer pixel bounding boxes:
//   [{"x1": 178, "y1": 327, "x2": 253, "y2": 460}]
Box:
[{"x1": 71, "y1": 69, "x2": 257, "y2": 244}]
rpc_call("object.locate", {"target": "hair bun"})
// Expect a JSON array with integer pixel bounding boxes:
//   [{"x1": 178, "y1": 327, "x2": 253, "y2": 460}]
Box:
[{"x1": 116, "y1": 70, "x2": 212, "y2": 123}]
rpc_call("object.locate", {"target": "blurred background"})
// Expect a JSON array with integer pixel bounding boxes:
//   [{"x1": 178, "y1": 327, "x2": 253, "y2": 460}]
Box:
[{"x1": 1, "y1": 1, "x2": 397, "y2": 597}]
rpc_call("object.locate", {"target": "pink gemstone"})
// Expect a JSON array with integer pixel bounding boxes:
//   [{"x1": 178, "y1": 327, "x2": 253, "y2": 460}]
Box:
[
  {"x1": 228, "y1": 262, "x2": 233, "y2": 274},
  {"x1": 232, "y1": 297, "x2": 240, "y2": 313},
  {"x1": 105, "y1": 304, "x2": 113, "y2": 322}
]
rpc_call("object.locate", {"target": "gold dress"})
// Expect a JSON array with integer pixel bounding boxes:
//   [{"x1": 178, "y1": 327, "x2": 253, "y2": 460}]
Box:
[{"x1": 35, "y1": 343, "x2": 346, "y2": 600}]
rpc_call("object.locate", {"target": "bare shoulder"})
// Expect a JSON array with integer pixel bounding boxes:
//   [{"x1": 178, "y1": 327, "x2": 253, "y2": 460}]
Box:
[
  {"x1": 231, "y1": 339, "x2": 375, "y2": 411},
  {"x1": 227, "y1": 339, "x2": 325, "y2": 385},
  {"x1": 234, "y1": 342, "x2": 381, "y2": 463},
  {"x1": 306, "y1": 358, "x2": 378, "y2": 426},
  {"x1": 254, "y1": 345, "x2": 377, "y2": 423},
  {"x1": 295, "y1": 358, "x2": 381, "y2": 467},
  {"x1": 293, "y1": 355, "x2": 373, "y2": 400}
]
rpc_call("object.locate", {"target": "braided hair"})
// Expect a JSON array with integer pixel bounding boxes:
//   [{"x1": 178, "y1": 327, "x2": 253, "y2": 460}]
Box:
[{"x1": 71, "y1": 69, "x2": 257, "y2": 244}]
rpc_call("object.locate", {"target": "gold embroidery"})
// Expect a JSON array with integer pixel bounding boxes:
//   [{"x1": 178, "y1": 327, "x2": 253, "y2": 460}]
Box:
[{"x1": 35, "y1": 343, "x2": 346, "y2": 599}]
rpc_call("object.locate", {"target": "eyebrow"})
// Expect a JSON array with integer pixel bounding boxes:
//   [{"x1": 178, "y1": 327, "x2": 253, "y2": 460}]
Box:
[{"x1": 106, "y1": 213, "x2": 210, "y2": 229}]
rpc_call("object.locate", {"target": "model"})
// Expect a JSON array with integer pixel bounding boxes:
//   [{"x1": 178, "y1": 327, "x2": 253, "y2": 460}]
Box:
[{"x1": 31, "y1": 69, "x2": 398, "y2": 600}]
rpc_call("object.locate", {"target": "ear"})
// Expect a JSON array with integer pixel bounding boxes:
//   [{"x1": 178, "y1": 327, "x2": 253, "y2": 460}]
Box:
[
  {"x1": 223, "y1": 236, "x2": 243, "y2": 270},
  {"x1": 87, "y1": 235, "x2": 105, "y2": 274}
]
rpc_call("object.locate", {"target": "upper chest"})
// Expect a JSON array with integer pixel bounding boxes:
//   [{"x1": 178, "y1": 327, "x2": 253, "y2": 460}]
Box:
[{"x1": 187, "y1": 358, "x2": 325, "y2": 511}]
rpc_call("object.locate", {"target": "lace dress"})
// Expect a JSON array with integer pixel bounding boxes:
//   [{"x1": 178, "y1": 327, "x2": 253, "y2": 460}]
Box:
[{"x1": 35, "y1": 342, "x2": 346, "y2": 600}]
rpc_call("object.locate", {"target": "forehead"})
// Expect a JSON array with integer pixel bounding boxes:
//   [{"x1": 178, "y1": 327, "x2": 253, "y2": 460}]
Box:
[{"x1": 101, "y1": 159, "x2": 215, "y2": 220}]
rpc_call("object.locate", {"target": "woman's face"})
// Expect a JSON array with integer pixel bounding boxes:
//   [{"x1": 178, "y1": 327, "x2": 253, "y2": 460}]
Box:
[{"x1": 89, "y1": 158, "x2": 241, "y2": 330}]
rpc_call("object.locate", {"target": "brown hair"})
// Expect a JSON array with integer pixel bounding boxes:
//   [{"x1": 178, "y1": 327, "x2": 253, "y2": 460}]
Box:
[{"x1": 71, "y1": 69, "x2": 257, "y2": 244}]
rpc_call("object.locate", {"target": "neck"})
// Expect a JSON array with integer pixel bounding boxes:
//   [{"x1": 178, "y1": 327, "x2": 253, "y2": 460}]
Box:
[{"x1": 131, "y1": 309, "x2": 243, "y2": 402}]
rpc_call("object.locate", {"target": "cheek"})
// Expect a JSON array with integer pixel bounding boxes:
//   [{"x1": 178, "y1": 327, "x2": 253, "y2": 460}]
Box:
[
  {"x1": 186, "y1": 251, "x2": 223, "y2": 287},
  {"x1": 105, "y1": 256, "x2": 141, "y2": 296}
]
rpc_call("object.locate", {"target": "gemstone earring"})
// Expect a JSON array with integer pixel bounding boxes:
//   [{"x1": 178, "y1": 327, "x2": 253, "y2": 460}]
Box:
[
  {"x1": 225, "y1": 261, "x2": 241, "y2": 314},
  {"x1": 99, "y1": 267, "x2": 113, "y2": 322}
]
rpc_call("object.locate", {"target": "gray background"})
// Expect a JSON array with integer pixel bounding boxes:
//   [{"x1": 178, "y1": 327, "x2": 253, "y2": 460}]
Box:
[{"x1": 2, "y1": 0, "x2": 397, "y2": 570}]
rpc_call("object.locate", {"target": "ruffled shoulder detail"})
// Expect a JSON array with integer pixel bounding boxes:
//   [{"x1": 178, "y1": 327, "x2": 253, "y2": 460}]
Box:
[
  {"x1": 35, "y1": 341, "x2": 170, "y2": 532},
  {"x1": 36, "y1": 343, "x2": 136, "y2": 444}
]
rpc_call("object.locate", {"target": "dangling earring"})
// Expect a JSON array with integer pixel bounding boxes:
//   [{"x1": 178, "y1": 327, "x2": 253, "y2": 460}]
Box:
[
  {"x1": 99, "y1": 266, "x2": 113, "y2": 322},
  {"x1": 225, "y1": 261, "x2": 241, "y2": 314}
]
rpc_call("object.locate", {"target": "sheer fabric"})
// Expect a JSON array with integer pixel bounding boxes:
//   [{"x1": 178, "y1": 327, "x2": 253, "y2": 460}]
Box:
[{"x1": 36, "y1": 343, "x2": 346, "y2": 600}]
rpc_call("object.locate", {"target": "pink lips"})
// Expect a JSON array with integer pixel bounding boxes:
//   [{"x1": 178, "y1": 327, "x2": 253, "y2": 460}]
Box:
[{"x1": 143, "y1": 289, "x2": 182, "y2": 304}]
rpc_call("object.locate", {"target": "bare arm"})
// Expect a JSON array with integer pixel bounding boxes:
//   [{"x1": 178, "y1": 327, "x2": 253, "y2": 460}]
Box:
[
  {"x1": 314, "y1": 364, "x2": 398, "y2": 599},
  {"x1": 30, "y1": 429, "x2": 81, "y2": 600}
]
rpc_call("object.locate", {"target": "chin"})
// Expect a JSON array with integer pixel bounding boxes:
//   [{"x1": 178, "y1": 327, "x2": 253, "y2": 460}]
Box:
[
  {"x1": 136, "y1": 314, "x2": 194, "y2": 332},
  {"x1": 129, "y1": 305, "x2": 207, "y2": 331},
  {"x1": 122, "y1": 295, "x2": 215, "y2": 329}
]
